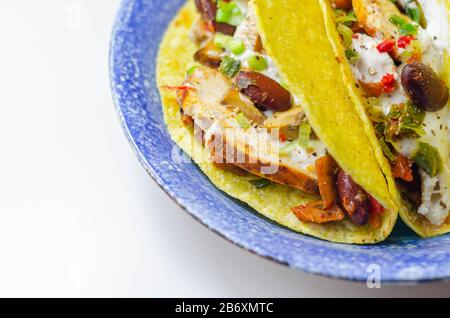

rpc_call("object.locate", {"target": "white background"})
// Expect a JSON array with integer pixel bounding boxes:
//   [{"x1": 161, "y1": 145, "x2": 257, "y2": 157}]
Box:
[{"x1": 0, "y1": 0, "x2": 448, "y2": 297}]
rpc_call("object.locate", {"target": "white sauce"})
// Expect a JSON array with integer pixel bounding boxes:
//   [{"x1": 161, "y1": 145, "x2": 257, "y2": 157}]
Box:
[
  {"x1": 351, "y1": 34, "x2": 397, "y2": 83},
  {"x1": 418, "y1": 169, "x2": 450, "y2": 225},
  {"x1": 408, "y1": 0, "x2": 448, "y2": 73},
  {"x1": 231, "y1": 49, "x2": 282, "y2": 83},
  {"x1": 417, "y1": 0, "x2": 449, "y2": 51},
  {"x1": 288, "y1": 140, "x2": 327, "y2": 176},
  {"x1": 395, "y1": 138, "x2": 419, "y2": 158},
  {"x1": 378, "y1": 86, "x2": 410, "y2": 115}
]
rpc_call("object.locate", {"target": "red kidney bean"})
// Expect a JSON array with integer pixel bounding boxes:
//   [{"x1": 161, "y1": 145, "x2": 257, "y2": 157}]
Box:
[
  {"x1": 194, "y1": 0, "x2": 216, "y2": 23},
  {"x1": 236, "y1": 71, "x2": 292, "y2": 112},
  {"x1": 336, "y1": 170, "x2": 369, "y2": 225},
  {"x1": 195, "y1": 0, "x2": 236, "y2": 35},
  {"x1": 401, "y1": 62, "x2": 449, "y2": 112},
  {"x1": 214, "y1": 22, "x2": 236, "y2": 36}
]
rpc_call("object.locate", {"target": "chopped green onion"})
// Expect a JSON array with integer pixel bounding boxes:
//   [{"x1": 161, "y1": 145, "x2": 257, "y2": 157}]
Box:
[
  {"x1": 397, "y1": 102, "x2": 425, "y2": 137},
  {"x1": 400, "y1": 23, "x2": 418, "y2": 36},
  {"x1": 379, "y1": 138, "x2": 396, "y2": 162},
  {"x1": 297, "y1": 122, "x2": 311, "y2": 149},
  {"x1": 335, "y1": 10, "x2": 357, "y2": 26},
  {"x1": 213, "y1": 33, "x2": 246, "y2": 55},
  {"x1": 406, "y1": 102, "x2": 425, "y2": 123},
  {"x1": 247, "y1": 54, "x2": 268, "y2": 71},
  {"x1": 219, "y1": 56, "x2": 241, "y2": 78},
  {"x1": 389, "y1": 14, "x2": 418, "y2": 36},
  {"x1": 229, "y1": 39, "x2": 245, "y2": 55},
  {"x1": 186, "y1": 63, "x2": 199, "y2": 76},
  {"x1": 216, "y1": 0, "x2": 245, "y2": 27},
  {"x1": 366, "y1": 101, "x2": 385, "y2": 123},
  {"x1": 406, "y1": 7, "x2": 421, "y2": 23},
  {"x1": 413, "y1": 142, "x2": 443, "y2": 177},
  {"x1": 249, "y1": 179, "x2": 272, "y2": 189},
  {"x1": 337, "y1": 23, "x2": 354, "y2": 46},
  {"x1": 216, "y1": 7, "x2": 232, "y2": 23},
  {"x1": 236, "y1": 112, "x2": 251, "y2": 130},
  {"x1": 345, "y1": 48, "x2": 360, "y2": 64},
  {"x1": 213, "y1": 33, "x2": 233, "y2": 49},
  {"x1": 374, "y1": 122, "x2": 387, "y2": 138},
  {"x1": 387, "y1": 104, "x2": 404, "y2": 119},
  {"x1": 398, "y1": 121, "x2": 425, "y2": 138},
  {"x1": 390, "y1": 15, "x2": 407, "y2": 27},
  {"x1": 399, "y1": 49, "x2": 413, "y2": 62},
  {"x1": 216, "y1": 0, "x2": 233, "y2": 23},
  {"x1": 399, "y1": 39, "x2": 422, "y2": 62},
  {"x1": 228, "y1": 8, "x2": 245, "y2": 26}
]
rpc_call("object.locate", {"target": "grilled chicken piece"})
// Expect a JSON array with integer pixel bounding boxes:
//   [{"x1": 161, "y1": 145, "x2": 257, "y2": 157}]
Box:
[
  {"x1": 291, "y1": 201, "x2": 345, "y2": 224},
  {"x1": 179, "y1": 66, "x2": 319, "y2": 194},
  {"x1": 352, "y1": 0, "x2": 412, "y2": 40},
  {"x1": 233, "y1": 7, "x2": 262, "y2": 52}
]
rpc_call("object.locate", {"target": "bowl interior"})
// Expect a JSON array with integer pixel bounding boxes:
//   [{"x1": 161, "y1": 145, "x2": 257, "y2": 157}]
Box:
[{"x1": 110, "y1": 0, "x2": 450, "y2": 283}]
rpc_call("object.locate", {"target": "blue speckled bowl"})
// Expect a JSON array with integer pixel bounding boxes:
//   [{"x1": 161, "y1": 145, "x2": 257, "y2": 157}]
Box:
[{"x1": 110, "y1": 0, "x2": 450, "y2": 283}]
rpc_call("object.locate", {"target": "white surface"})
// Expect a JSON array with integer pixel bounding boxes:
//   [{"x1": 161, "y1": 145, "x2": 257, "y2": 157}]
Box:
[{"x1": 0, "y1": 0, "x2": 449, "y2": 297}]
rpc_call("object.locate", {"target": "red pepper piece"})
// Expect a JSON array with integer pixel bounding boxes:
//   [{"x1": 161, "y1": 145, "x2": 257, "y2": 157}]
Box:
[
  {"x1": 377, "y1": 39, "x2": 395, "y2": 53},
  {"x1": 391, "y1": 153, "x2": 414, "y2": 182},
  {"x1": 397, "y1": 35, "x2": 415, "y2": 49},
  {"x1": 368, "y1": 195, "x2": 385, "y2": 215},
  {"x1": 381, "y1": 73, "x2": 396, "y2": 93}
]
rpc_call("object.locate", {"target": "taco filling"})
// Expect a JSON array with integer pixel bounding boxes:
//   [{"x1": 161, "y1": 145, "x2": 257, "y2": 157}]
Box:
[
  {"x1": 330, "y1": 0, "x2": 449, "y2": 226},
  {"x1": 166, "y1": 0, "x2": 388, "y2": 227}
]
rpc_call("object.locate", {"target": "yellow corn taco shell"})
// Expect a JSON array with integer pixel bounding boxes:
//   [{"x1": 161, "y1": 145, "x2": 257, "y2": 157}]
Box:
[
  {"x1": 157, "y1": 0, "x2": 398, "y2": 243},
  {"x1": 317, "y1": 0, "x2": 450, "y2": 237}
]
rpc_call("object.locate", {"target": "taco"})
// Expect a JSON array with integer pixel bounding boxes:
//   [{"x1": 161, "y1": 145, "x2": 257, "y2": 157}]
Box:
[
  {"x1": 315, "y1": 0, "x2": 449, "y2": 237},
  {"x1": 157, "y1": 0, "x2": 398, "y2": 244}
]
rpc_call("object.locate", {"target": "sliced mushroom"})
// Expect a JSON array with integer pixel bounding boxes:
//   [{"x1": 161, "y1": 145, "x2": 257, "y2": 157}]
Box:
[
  {"x1": 194, "y1": 41, "x2": 223, "y2": 68},
  {"x1": 222, "y1": 89, "x2": 266, "y2": 125},
  {"x1": 263, "y1": 107, "x2": 304, "y2": 140}
]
